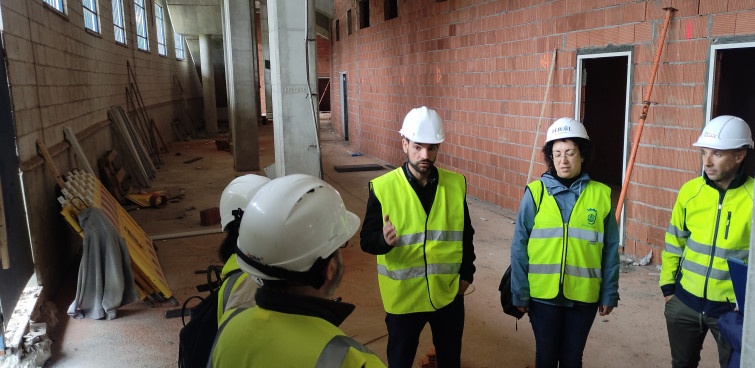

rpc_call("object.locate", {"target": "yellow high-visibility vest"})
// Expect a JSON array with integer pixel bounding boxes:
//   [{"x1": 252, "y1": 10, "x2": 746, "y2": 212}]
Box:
[
  {"x1": 526, "y1": 180, "x2": 611, "y2": 303},
  {"x1": 372, "y1": 167, "x2": 466, "y2": 314},
  {"x1": 660, "y1": 176, "x2": 753, "y2": 302},
  {"x1": 217, "y1": 256, "x2": 249, "y2": 323},
  {"x1": 211, "y1": 307, "x2": 385, "y2": 368}
]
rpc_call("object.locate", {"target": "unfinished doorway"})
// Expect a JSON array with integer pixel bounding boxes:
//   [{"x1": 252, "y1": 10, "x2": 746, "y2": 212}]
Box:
[
  {"x1": 0, "y1": 43, "x2": 36, "y2": 340},
  {"x1": 318, "y1": 77, "x2": 331, "y2": 112},
  {"x1": 340, "y1": 72, "x2": 349, "y2": 141},
  {"x1": 706, "y1": 42, "x2": 755, "y2": 175},
  {"x1": 575, "y1": 50, "x2": 632, "y2": 239}
]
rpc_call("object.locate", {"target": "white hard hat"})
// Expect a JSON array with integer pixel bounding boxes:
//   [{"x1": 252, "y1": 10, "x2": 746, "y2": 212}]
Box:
[
  {"x1": 399, "y1": 106, "x2": 445, "y2": 144},
  {"x1": 235, "y1": 174, "x2": 360, "y2": 283},
  {"x1": 219, "y1": 174, "x2": 271, "y2": 230},
  {"x1": 545, "y1": 117, "x2": 590, "y2": 143},
  {"x1": 693, "y1": 115, "x2": 754, "y2": 150}
]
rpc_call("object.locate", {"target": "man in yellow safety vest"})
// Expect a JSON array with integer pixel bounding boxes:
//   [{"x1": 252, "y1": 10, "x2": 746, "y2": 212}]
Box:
[
  {"x1": 660, "y1": 115, "x2": 754, "y2": 368},
  {"x1": 360, "y1": 106, "x2": 476, "y2": 368},
  {"x1": 209, "y1": 174, "x2": 386, "y2": 368}
]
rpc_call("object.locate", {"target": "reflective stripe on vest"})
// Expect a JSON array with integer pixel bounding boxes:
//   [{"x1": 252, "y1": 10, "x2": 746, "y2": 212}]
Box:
[
  {"x1": 666, "y1": 176, "x2": 753, "y2": 302},
  {"x1": 207, "y1": 307, "x2": 246, "y2": 368},
  {"x1": 221, "y1": 271, "x2": 244, "y2": 311},
  {"x1": 315, "y1": 335, "x2": 378, "y2": 368},
  {"x1": 217, "y1": 257, "x2": 246, "y2": 323},
  {"x1": 526, "y1": 180, "x2": 611, "y2": 303},
  {"x1": 372, "y1": 167, "x2": 466, "y2": 314}
]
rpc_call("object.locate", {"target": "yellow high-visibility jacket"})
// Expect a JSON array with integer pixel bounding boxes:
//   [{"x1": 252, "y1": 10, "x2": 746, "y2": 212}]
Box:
[
  {"x1": 372, "y1": 167, "x2": 466, "y2": 314},
  {"x1": 526, "y1": 180, "x2": 611, "y2": 303},
  {"x1": 660, "y1": 176, "x2": 753, "y2": 306}
]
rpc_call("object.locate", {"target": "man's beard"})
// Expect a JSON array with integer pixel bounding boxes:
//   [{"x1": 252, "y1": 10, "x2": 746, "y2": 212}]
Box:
[
  {"x1": 409, "y1": 159, "x2": 434, "y2": 174},
  {"x1": 326, "y1": 252, "x2": 345, "y2": 299}
]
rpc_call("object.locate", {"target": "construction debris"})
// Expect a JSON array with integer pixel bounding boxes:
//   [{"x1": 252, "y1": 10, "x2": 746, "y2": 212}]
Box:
[
  {"x1": 215, "y1": 139, "x2": 230, "y2": 151},
  {"x1": 200, "y1": 207, "x2": 221, "y2": 226},
  {"x1": 125, "y1": 192, "x2": 168, "y2": 208},
  {"x1": 333, "y1": 164, "x2": 384, "y2": 172},
  {"x1": 183, "y1": 157, "x2": 203, "y2": 164},
  {"x1": 58, "y1": 170, "x2": 177, "y2": 307},
  {"x1": 418, "y1": 347, "x2": 437, "y2": 368}
]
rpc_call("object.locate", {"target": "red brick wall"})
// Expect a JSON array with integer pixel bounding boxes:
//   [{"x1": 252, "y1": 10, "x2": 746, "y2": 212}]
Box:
[
  {"x1": 318, "y1": 35, "x2": 331, "y2": 77},
  {"x1": 331, "y1": 0, "x2": 755, "y2": 263}
]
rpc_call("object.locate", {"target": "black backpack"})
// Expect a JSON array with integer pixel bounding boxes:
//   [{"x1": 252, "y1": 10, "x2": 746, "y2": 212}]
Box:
[
  {"x1": 499, "y1": 181, "x2": 544, "y2": 322},
  {"x1": 498, "y1": 265, "x2": 525, "y2": 320},
  {"x1": 178, "y1": 266, "x2": 242, "y2": 368}
]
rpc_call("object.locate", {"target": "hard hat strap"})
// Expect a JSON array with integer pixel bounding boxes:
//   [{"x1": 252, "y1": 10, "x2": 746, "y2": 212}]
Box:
[{"x1": 235, "y1": 246, "x2": 332, "y2": 289}]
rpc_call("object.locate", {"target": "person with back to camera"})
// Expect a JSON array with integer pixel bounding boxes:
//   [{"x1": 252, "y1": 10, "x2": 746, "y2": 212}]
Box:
[
  {"x1": 360, "y1": 106, "x2": 476, "y2": 368},
  {"x1": 660, "y1": 115, "x2": 754, "y2": 368},
  {"x1": 208, "y1": 174, "x2": 386, "y2": 368},
  {"x1": 510, "y1": 117, "x2": 620, "y2": 368},
  {"x1": 215, "y1": 174, "x2": 270, "y2": 322}
]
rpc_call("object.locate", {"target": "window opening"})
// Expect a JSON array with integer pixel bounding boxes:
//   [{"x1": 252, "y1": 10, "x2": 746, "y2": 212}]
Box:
[
  {"x1": 385, "y1": 0, "x2": 397, "y2": 20},
  {"x1": 44, "y1": 0, "x2": 65, "y2": 13},
  {"x1": 347, "y1": 9, "x2": 353, "y2": 35},
  {"x1": 135, "y1": 0, "x2": 148, "y2": 50},
  {"x1": 83, "y1": 0, "x2": 99, "y2": 32},
  {"x1": 112, "y1": 0, "x2": 126, "y2": 43},
  {"x1": 155, "y1": 3, "x2": 166, "y2": 55},
  {"x1": 174, "y1": 32, "x2": 185, "y2": 60},
  {"x1": 359, "y1": 0, "x2": 369, "y2": 29}
]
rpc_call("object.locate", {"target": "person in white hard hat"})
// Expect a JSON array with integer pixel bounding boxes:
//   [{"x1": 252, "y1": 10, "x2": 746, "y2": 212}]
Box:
[
  {"x1": 509, "y1": 117, "x2": 620, "y2": 368},
  {"x1": 660, "y1": 115, "x2": 754, "y2": 368},
  {"x1": 209, "y1": 174, "x2": 385, "y2": 368},
  {"x1": 360, "y1": 106, "x2": 476, "y2": 367},
  {"x1": 214, "y1": 174, "x2": 270, "y2": 323}
]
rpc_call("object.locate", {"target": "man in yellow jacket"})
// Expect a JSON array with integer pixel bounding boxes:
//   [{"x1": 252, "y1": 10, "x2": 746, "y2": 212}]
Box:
[
  {"x1": 209, "y1": 174, "x2": 386, "y2": 368},
  {"x1": 660, "y1": 115, "x2": 754, "y2": 368},
  {"x1": 360, "y1": 106, "x2": 476, "y2": 368}
]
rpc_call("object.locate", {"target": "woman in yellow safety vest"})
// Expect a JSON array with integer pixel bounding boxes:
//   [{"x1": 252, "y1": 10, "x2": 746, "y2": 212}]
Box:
[
  {"x1": 215, "y1": 174, "x2": 270, "y2": 323},
  {"x1": 509, "y1": 117, "x2": 620, "y2": 368}
]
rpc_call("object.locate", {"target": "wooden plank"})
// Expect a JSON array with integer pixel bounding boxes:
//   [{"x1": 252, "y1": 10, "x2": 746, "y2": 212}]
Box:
[
  {"x1": 108, "y1": 107, "x2": 151, "y2": 187},
  {"x1": 36, "y1": 140, "x2": 66, "y2": 188},
  {"x1": 64, "y1": 127, "x2": 95, "y2": 175}
]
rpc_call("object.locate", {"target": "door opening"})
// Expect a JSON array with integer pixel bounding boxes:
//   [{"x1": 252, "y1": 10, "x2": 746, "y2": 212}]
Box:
[
  {"x1": 575, "y1": 50, "x2": 632, "y2": 243},
  {"x1": 577, "y1": 55, "x2": 630, "y2": 192},
  {"x1": 707, "y1": 43, "x2": 755, "y2": 175},
  {"x1": 340, "y1": 73, "x2": 349, "y2": 141},
  {"x1": 318, "y1": 77, "x2": 330, "y2": 112}
]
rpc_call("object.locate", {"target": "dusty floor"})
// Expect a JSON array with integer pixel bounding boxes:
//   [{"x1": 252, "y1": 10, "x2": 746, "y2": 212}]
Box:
[{"x1": 42, "y1": 119, "x2": 720, "y2": 367}]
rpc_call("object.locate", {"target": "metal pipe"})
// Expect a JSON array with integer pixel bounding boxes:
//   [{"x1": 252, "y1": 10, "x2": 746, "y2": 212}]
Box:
[
  {"x1": 527, "y1": 49, "x2": 558, "y2": 184},
  {"x1": 615, "y1": 7, "x2": 676, "y2": 225}
]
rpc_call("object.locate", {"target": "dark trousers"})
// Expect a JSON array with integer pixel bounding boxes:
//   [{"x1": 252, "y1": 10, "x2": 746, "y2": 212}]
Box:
[
  {"x1": 385, "y1": 295, "x2": 465, "y2": 368},
  {"x1": 664, "y1": 296, "x2": 731, "y2": 368},
  {"x1": 528, "y1": 301, "x2": 598, "y2": 368}
]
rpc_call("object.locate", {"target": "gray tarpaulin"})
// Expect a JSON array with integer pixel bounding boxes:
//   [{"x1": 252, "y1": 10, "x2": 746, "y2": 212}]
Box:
[{"x1": 67, "y1": 207, "x2": 140, "y2": 320}]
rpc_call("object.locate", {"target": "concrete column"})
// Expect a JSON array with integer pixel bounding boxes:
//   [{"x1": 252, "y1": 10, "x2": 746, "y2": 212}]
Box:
[
  {"x1": 741, "y1": 201, "x2": 755, "y2": 366},
  {"x1": 221, "y1": 0, "x2": 260, "y2": 171},
  {"x1": 267, "y1": 0, "x2": 320, "y2": 178},
  {"x1": 199, "y1": 34, "x2": 218, "y2": 137},
  {"x1": 259, "y1": 1, "x2": 273, "y2": 122}
]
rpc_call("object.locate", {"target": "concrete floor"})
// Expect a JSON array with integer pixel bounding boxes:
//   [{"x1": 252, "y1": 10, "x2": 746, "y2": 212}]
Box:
[{"x1": 43, "y1": 119, "x2": 719, "y2": 367}]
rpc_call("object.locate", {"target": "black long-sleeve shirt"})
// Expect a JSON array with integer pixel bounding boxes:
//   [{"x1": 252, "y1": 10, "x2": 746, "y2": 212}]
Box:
[{"x1": 359, "y1": 163, "x2": 476, "y2": 283}]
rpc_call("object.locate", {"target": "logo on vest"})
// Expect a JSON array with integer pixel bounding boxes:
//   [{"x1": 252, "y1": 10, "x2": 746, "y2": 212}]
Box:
[{"x1": 586, "y1": 208, "x2": 597, "y2": 226}]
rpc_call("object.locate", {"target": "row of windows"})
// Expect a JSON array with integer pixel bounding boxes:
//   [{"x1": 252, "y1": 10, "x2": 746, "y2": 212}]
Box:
[
  {"x1": 42, "y1": 0, "x2": 185, "y2": 60},
  {"x1": 334, "y1": 0, "x2": 450, "y2": 41}
]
